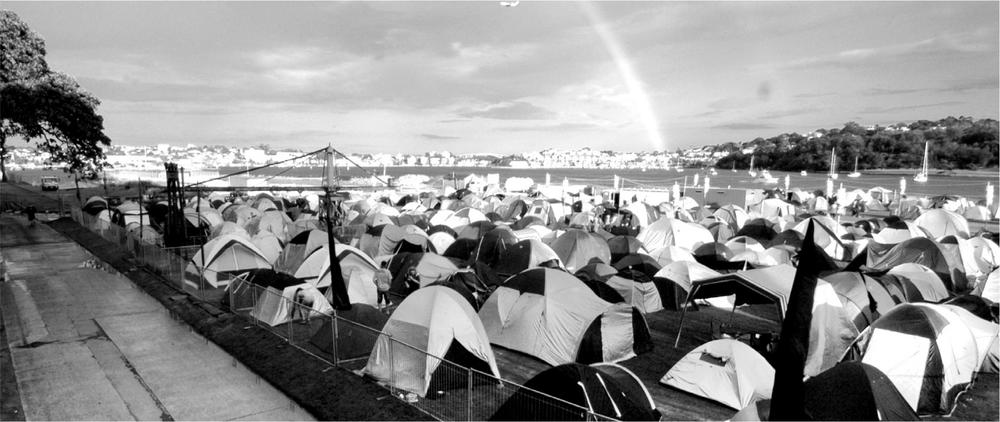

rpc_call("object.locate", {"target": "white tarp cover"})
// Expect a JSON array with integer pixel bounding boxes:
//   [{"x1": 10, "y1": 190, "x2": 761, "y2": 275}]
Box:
[
  {"x1": 365, "y1": 286, "x2": 501, "y2": 396},
  {"x1": 661, "y1": 339, "x2": 774, "y2": 410}
]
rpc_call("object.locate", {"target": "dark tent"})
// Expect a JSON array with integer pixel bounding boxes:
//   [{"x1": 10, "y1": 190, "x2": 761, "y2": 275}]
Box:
[
  {"x1": 491, "y1": 363, "x2": 661, "y2": 421},
  {"x1": 608, "y1": 235, "x2": 645, "y2": 263},
  {"x1": 737, "y1": 218, "x2": 780, "y2": 243},
  {"x1": 942, "y1": 294, "x2": 995, "y2": 322},
  {"x1": 502, "y1": 199, "x2": 529, "y2": 221},
  {"x1": 221, "y1": 269, "x2": 303, "y2": 309},
  {"x1": 443, "y1": 238, "x2": 479, "y2": 262},
  {"x1": 427, "y1": 275, "x2": 481, "y2": 311},
  {"x1": 475, "y1": 227, "x2": 519, "y2": 268},
  {"x1": 742, "y1": 362, "x2": 918, "y2": 421},
  {"x1": 309, "y1": 303, "x2": 388, "y2": 360},
  {"x1": 613, "y1": 253, "x2": 661, "y2": 280},
  {"x1": 767, "y1": 229, "x2": 804, "y2": 250},
  {"x1": 494, "y1": 239, "x2": 562, "y2": 278},
  {"x1": 427, "y1": 224, "x2": 458, "y2": 238},
  {"x1": 694, "y1": 242, "x2": 750, "y2": 271},
  {"x1": 510, "y1": 215, "x2": 544, "y2": 230},
  {"x1": 848, "y1": 237, "x2": 956, "y2": 292},
  {"x1": 457, "y1": 220, "x2": 497, "y2": 241}
]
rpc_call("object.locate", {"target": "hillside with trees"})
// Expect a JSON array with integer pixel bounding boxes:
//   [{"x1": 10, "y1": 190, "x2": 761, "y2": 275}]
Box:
[{"x1": 712, "y1": 117, "x2": 999, "y2": 172}]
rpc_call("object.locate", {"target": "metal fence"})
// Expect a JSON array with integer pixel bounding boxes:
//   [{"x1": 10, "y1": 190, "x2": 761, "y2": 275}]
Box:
[
  {"x1": 226, "y1": 276, "x2": 616, "y2": 421},
  {"x1": 70, "y1": 209, "x2": 617, "y2": 421}
]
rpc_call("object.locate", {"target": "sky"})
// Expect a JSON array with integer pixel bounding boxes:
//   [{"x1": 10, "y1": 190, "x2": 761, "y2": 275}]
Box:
[{"x1": 6, "y1": 1, "x2": 999, "y2": 154}]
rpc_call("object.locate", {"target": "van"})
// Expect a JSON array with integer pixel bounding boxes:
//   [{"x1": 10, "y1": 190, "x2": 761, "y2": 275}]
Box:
[{"x1": 40, "y1": 176, "x2": 60, "y2": 191}]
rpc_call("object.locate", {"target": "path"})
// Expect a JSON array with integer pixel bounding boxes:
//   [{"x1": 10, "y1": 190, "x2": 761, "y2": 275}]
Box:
[{"x1": 0, "y1": 214, "x2": 314, "y2": 421}]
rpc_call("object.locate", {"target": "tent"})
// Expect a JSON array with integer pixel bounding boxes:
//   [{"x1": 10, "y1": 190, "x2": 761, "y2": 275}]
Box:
[
  {"x1": 682, "y1": 264, "x2": 860, "y2": 376},
  {"x1": 493, "y1": 238, "x2": 563, "y2": 278},
  {"x1": 549, "y1": 229, "x2": 612, "y2": 272},
  {"x1": 293, "y1": 244, "x2": 379, "y2": 306},
  {"x1": 845, "y1": 303, "x2": 1000, "y2": 414},
  {"x1": 309, "y1": 303, "x2": 388, "y2": 360},
  {"x1": 824, "y1": 271, "x2": 905, "y2": 332},
  {"x1": 479, "y1": 268, "x2": 652, "y2": 366},
  {"x1": 636, "y1": 217, "x2": 714, "y2": 252},
  {"x1": 732, "y1": 362, "x2": 918, "y2": 421},
  {"x1": 250, "y1": 232, "x2": 283, "y2": 264},
  {"x1": 661, "y1": 339, "x2": 774, "y2": 410},
  {"x1": 975, "y1": 268, "x2": 1000, "y2": 303},
  {"x1": 248, "y1": 282, "x2": 332, "y2": 327},
  {"x1": 364, "y1": 286, "x2": 501, "y2": 397},
  {"x1": 491, "y1": 363, "x2": 660, "y2": 421},
  {"x1": 851, "y1": 237, "x2": 957, "y2": 292},
  {"x1": 914, "y1": 209, "x2": 970, "y2": 239},
  {"x1": 713, "y1": 204, "x2": 750, "y2": 231},
  {"x1": 886, "y1": 263, "x2": 950, "y2": 302},
  {"x1": 274, "y1": 229, "x2": 330, "y2": 274},
  {"x1": 652, "y1": 260, "x2": 721, "y2": 310},
  {"x1": 184, "y1": 234, "x2": 272, "y2": 289},
  {"x1": 359, "y1": 224, "x2": 430, "y2": 258}
]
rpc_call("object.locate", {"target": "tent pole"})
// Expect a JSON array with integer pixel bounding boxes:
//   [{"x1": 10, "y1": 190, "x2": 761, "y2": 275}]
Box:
[{"x1": 674, "y1": 288, "x2": 695, "y2": 348}]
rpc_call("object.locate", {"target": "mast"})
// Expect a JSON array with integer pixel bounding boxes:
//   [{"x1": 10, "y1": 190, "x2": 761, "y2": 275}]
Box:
[{"x1": 324, "y1": 146, "x2": 350, "y2": 310}]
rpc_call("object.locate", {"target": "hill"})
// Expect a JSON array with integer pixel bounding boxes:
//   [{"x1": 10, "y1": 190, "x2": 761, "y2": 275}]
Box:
[{"x1": 711, "y1": 117, "x2": 999, "y2": 172}]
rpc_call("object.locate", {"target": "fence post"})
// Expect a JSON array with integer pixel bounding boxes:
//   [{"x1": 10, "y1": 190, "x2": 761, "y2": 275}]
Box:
[
  {"x1": 467, "y1": 367, "x2": 473, "y2": 421},
  {"x1": 331, "y1": 312, "x2": 339, "y2": 366},
  {"x1": 387, "y1": 333, "x2": 395, "y2": 395}
]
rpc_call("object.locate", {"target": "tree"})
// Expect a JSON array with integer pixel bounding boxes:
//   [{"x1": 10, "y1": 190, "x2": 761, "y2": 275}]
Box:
[{"x1": 1, "y1": 10, "x2": 111, "y2": 181}]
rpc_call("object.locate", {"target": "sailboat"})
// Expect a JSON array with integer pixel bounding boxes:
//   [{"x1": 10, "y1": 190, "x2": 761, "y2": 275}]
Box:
[
  {"x1": 828, "y1": 148, "x2": 838, "y2": 180},
  {"x1": 913, "y1": 141, "x2": 929, "y2": 183},
  {"x1": 731, "y1": 162, "x2": 737, "y2": 173},
  {"x1": 847, "y1": 156, "x2": 861, "y2": 178},
  {"x1": 748, "y1": 155, "x2": 758, "y2": 177}
]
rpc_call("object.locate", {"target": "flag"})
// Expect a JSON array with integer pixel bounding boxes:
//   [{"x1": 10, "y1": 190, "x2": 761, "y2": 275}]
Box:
[{"x1": 770, "y1": 220, "x2": 838, "y2": 420}]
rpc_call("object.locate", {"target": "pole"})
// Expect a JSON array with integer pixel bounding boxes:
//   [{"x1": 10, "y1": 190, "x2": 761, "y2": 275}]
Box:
[
  {"x1": 74, "y1": 173, "x2": 81, "y2": 204},
  {"x1": 324, "y1": 145, "x2": 351, "y2": 311}
]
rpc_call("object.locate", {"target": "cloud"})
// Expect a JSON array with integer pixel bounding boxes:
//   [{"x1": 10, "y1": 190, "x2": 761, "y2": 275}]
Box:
[
  {"x1": 712, "y1": 122, "x2": 777, "y2": 131},
  {"x1": 862, "y1": 87, "x2": 927, "y2": 96},
  {"x1": 860, "y1": 101, "x2": 965, "y2": 114},
  {"x1": 420, "y1": 133, "x2": 460, "y2": 140},
  {"x1": 760, "y1": 30, "x2": 997, "y2": 72},
  {"x1": 497, "y1": 122, "x2": 601, "y2": 132},
  {"x1": 458, "y1": 101, "x2": 557, "y2": 120}
]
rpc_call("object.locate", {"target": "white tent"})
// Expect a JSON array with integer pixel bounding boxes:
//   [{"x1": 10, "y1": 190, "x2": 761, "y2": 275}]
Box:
[
  {"x1": 661, "y1": 339, "x2": 774, "y2": 410},
  {"x1": 479, "y1": 268, "x2": 651, "y2": 366},
  {"x1": 184, "y1": 234, "x2": 272, "y2": 289},
  {"x1": 249, "y1": 283, "x2": 332, "y2": 327},
  {"x1": 364, "y1": 286, "x2": 501, "y2": 397}
]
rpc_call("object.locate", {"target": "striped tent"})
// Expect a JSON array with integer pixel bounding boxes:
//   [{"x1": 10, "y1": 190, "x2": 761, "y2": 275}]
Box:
[
  {"x1": 479, "y1": 268, "x2": 653, "y2": 366},
  {"x1": 847, "y1": 303, "x2": 999, "y2": 414}
]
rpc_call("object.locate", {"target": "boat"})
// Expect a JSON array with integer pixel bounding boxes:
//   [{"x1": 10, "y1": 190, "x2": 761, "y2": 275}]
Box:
[
  {"x1": 709, "y1": 167, "x2": 718, "y2": 176},
  {"x1": 753, "y1": 169, "x2": 779, "y2": 184},
  {"x1": 731, "y1": 163, "x2": 737, "y2": 173},
  {"x1": 913, "y1": 141, "x2": 929, "y2": 183},
  {"x1": 800, "y1": 170, "x2": 808, "y2": 176},
  {"x1": 847, "y1": 156, "x2": 861, "y2": 178},
  {"x1": 827, "y1": 148, "x2": 838, "y2": 180},
  {"x1": 748, "y1": 155, "x2": 757, "y2": 178}
]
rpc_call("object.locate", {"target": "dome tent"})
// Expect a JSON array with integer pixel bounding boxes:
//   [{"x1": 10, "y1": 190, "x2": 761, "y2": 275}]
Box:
[
  {"x1": 661, "y1": 339, "x2": 774, "y2": 410},
  {"x1": 491, "y1": 363, "x2": 660, "y2": 421},
  {"x1": 364, "y1": 286, "x2": 501, "y2": 397},
  {"x1": 479, "y1": 268, "x2": 652, "y2": 366}
]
